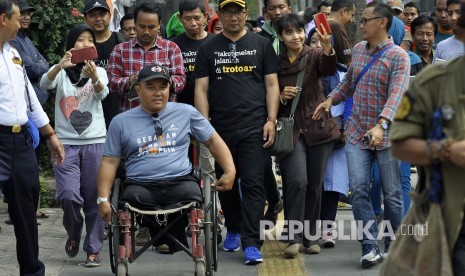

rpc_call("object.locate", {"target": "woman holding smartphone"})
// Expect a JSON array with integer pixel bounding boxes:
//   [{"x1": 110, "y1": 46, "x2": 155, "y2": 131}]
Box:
[
  {"x1": 276, "y1": 14, "x2": 338, "y2": 258},
  {"x1": 40, "y1": 24, "x2": 108, "y2": 267}
]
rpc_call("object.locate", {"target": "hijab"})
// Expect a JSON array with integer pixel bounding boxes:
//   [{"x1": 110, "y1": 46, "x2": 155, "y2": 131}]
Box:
[{"x1": 65, "y1": 24, "x2": 96, "y2": 87}]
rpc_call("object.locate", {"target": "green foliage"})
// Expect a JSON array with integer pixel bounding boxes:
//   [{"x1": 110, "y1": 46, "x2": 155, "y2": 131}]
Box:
[
  {"x1": 26, "y1": 0, "x2": 85, "y2": 173},
  {"x1": 39, "y1": 177, "x2": 49, "y2": 208},
  {"x1": 28, "y1": 0, "x2": 85, "y2": 64}
]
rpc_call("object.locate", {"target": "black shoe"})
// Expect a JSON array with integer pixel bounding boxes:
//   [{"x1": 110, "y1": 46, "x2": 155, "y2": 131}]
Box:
[
  {"x1": 65, "y1": 237, "x2": 79, "y2": 258},
  {"x1": 263, "y1": 198, "x2": 284, "y2": 225}
]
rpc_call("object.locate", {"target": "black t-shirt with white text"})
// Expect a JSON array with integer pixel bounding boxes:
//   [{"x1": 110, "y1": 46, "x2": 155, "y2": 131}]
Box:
[
  {"x1": 194, "y1": 32, "x2": 279, "y2": 132},
  {"x1": 170, "y1": 32, "x2": 214, "y2": 106},
  {"x1": 95, "y1": 32, "x2": 123, "y2": 129}
]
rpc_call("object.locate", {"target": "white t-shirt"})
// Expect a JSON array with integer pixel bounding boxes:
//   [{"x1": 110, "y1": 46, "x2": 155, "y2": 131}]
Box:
[{"x1": 434, "y1": 36, "x2": 465, "y2": 63}]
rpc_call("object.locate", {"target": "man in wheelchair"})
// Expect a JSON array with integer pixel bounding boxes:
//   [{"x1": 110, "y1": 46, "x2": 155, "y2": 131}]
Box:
[{"x1": 97, "y1": 64, "x2": 235, "y2": 254}]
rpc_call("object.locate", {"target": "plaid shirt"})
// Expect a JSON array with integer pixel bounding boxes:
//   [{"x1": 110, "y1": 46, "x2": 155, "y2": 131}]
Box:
[
  {"x1": 329, "y1": 39, "x2": 410, "y2": 149},
  {"x1": 107, "y1": 37, "x2": 185, "y2": 112}
]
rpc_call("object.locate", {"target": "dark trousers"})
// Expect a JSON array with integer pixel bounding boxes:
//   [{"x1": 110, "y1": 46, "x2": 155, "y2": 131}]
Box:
[
  {"x1": 279, "y1": 138, "x2": 333, "y2": 246},
  {"x1": 215, "y1": 126, "x2": 267, "y2": 249},
  {"x1": 0, "y1": 131, "x2": 45, "y2": 276},
  {"x1": 264, "y1": 156, "x2": 280, "y2": 206},
  {"x1": 320, "y1": 190, "x2": 339, "y2": 222},
  {"x1": 121, "y1": 176, "x2": 202, "y2": 253}
]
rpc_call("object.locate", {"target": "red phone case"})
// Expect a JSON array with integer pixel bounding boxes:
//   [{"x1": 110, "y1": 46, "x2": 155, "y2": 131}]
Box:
[
  {"x1": 314, "y1": 13, "x2": 332, "y2": 35},
  {"x1": 70, "y1": 46, "x2": 98, "y2": 65}
]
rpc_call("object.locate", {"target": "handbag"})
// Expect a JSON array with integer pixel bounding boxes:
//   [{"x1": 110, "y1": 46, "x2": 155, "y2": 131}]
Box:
[
  {"x1": 332, "y1": 115, "x2": 345, "y2": 149},
  {"x1": 269, "y1": 54, "x2": 307, "y2": 158}
]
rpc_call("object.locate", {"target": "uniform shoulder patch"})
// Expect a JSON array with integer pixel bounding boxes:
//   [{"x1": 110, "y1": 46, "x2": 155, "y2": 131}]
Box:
[{"x1": 395, "y1": 94, "x2": 413, "y2": 121}]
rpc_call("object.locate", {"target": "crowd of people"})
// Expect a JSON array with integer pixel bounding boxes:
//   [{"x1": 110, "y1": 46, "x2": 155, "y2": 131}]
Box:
[{"x1": 1, "y1": 0, "x2": 465, "y2": 275}]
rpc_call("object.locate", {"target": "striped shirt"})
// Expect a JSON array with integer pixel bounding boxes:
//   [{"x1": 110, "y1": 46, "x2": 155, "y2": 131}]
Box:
[
  {"x1": 329, "y1": 38, "x2": 410, "y2": 149},
  {"x1": 107, "y1": 37, "x2": 186, "y2": 112}
]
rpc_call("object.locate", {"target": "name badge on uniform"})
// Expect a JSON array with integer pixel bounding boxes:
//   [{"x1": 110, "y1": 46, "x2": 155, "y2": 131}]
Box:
[{"x1": 12, "y1": 56, "x2": 22, "y2": 66}]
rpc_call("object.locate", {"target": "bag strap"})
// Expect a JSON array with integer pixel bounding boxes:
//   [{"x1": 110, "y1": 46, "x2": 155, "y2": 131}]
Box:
[
  {"x1": 289, "y1": 54, "x2": 308, "y2": 117},
  {"x1": 351, "y1": 44, "x2": 394, "y2": 91}
]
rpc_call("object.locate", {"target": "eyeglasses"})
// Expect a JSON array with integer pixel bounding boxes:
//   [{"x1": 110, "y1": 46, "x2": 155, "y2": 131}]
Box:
[
  {"x1": 229, "y1": 42, "x2": 237, "y2": 60},
  {"x1": 121, "y1": 27, "x2": 136, "y2": 32},
  {"x1": 151, "y1": 113, "x2": 163, "y2": 136},
  {"x1": 221, "y1": 10, "x2": 246, "y2": 18},
  {"x1": 360, "y1": 16, "x2": 384, "y2": 25}
]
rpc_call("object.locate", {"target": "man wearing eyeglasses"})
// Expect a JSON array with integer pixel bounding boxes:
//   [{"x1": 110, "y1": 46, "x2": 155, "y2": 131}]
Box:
[
  {"x1": 194, "y1": 0, "x2": 280, "y2": 266},
  {"x1": 314, "y1": 2, "x2": 410, "y2": 268},
  {"x1": 119, "y1": 13, "x2": 136, "y2": 39},
  {"x1": 97, "y1": 64, "x2": 235, "y2": 254}
]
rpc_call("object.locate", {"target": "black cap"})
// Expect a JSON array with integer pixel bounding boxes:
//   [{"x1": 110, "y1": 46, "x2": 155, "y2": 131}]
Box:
[
  {"x1": 82, "y1": 0, "x2": 111, "y2": 14},
  {"x1": 17, "y1": 0, "x2": 35, "y2": 12},
  {"x1": 218, "y1": 0, "x2": 247, "y2": 9},
  {"x1": 137, "y1": 65, "x2": 171, "y2": 83}
]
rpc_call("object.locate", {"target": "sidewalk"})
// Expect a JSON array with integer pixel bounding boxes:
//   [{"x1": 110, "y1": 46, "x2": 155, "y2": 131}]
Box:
[{"x1": 0, "y1": 208, "x2": 381, "y2": 276}]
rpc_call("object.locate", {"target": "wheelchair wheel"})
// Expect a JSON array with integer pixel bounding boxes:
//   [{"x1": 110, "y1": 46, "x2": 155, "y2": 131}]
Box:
[
  {"x1": 203, "y1": 178, "x2": 217, "y2": 275},
  {"x1": 195, "y1": 258, "x2": 206, "y2": 276},
  {"x1": 116, "y1": 260, "x2": 128, "y2": 276},
  {"x1": 111, "y1": 179, "x2": 122, "y2": 274}
]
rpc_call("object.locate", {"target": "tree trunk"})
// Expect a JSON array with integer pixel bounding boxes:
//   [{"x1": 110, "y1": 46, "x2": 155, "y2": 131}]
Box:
[{"x1": 346, "y1": 0, "x2": 367, "y2": 47}]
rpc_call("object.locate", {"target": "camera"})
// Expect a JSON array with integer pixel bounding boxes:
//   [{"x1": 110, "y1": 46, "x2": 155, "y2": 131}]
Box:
[{"x1": 363, "y1": 134, "x2": 372, "y2": 146}]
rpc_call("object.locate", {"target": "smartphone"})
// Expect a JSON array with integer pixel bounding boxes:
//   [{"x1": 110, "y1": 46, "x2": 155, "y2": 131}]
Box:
[
  {"x1": 314, "y1": 13, "x2": 332, "y2": 35},
  {"x1": 70, "y1": 46, "x2": 98, "y2": 65}
]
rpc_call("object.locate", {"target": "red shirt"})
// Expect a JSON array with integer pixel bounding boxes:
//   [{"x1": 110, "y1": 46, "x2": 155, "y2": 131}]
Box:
[{"x1": 108, "y1": 37, "x2": 185, "y2": 112}]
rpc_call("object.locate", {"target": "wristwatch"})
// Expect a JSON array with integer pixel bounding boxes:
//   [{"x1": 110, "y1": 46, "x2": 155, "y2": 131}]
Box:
[
  {"x1": 378, "y1": 120, "x2": 389, "y2": 130},
  {"x1": 97, "y1": 197, "x2": 108, "y2": 205}
]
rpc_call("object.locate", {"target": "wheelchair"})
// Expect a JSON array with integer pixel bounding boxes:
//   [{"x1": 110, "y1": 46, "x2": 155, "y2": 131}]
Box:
[{"x1": 107, "y1": 175, "x2": 219, "y2": 276}]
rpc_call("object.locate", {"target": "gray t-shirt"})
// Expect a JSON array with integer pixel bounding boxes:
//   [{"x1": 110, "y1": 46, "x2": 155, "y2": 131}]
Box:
[
  {"x1": 103, "y1": 102, "x2": 215, "y2": 182},
  {"x1": 434, "y1": 36, "x2": 465, "y2": 63}
]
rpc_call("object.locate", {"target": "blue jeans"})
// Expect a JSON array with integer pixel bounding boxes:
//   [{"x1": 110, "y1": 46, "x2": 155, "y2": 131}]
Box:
[
  {"x1": 345, "y1": 142, "x2": 403, "y2": 248},
  {"x1": 370, "y1": 161, "x2": 411, "y2": 216}
]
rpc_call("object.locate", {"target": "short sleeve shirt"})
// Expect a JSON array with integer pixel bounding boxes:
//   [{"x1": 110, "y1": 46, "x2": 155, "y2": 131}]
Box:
[
  {"x1": 103, "y1": 103, "x2": 215, "y2": 181},
  {"x1": 170, "y1": 33, "x2": 214, "y2": 106},
  {"x1": 193, "y1": 32, "x2": 279, "y2": 132}
]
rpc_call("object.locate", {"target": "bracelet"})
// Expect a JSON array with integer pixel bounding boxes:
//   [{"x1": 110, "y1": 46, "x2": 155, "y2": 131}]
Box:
[
  {"x1": 267, "y1": 117, "x2": 277, "y2": 123},
  {"x1": 44, "y1": 131, "x2": 56, "y2": 140},
  {"x1": 93, "y1": 79, "x2": 100, "y2": 86}
]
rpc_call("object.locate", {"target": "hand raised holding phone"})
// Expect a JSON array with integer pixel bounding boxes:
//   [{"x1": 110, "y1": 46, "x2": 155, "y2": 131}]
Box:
[
  {"x1": 70, "y1": 46, "x2": 98, "y2": 65},
  {"x1": 314, "y1": 13, "x2": 333, "y2": 56}
]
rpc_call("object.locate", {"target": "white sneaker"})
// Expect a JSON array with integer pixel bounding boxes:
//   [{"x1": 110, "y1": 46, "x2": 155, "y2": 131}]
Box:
[
  {"x1": 360, "y1": 247, "x2": 383, "y2": 268},
  {"x1": 322, "y1": 231, "x2": 336, "y2": 248}
]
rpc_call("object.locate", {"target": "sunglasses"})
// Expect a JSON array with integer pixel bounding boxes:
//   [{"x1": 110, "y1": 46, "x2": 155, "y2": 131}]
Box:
[
  {"x1": 229, "y1": 42, "x2": 237, "y2": 60},
  {"x1": 151, "y1": 113, "x2": 163, "y2": 136}
]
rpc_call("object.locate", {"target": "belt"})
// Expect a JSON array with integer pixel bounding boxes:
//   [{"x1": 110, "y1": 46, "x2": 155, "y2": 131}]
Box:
[{"x1": 0, "y1": 124, "x2": 26, "y2": 133}]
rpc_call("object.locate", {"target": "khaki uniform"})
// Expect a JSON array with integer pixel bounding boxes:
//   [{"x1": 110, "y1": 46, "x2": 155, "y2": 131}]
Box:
[{"x1": 390, "y1": 56, "x2": 465, "y2": 252}]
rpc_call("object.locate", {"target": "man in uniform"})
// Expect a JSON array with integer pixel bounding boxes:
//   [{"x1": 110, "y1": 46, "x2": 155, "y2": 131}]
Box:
[
  {"x1": 0, "y1": 0, "x2": 64, "y2": 274},
  {"x1": 390, "y1": 1, "x2": 465, "y2": 273}
]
